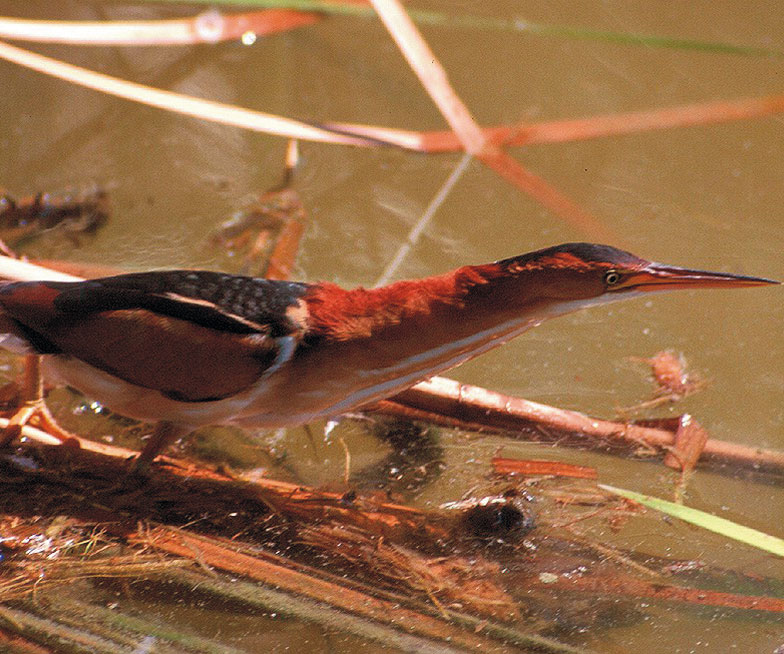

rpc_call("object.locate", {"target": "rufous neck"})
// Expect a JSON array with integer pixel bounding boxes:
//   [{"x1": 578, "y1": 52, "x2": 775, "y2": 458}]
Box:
[{"x1": 303, "y1": 262, "x2": 523, "y2": 342}]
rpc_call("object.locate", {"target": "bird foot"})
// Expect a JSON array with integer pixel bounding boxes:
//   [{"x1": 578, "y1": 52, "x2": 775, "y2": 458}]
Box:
[
  {"x1": 124, "y1": 421, "x2": 188, "y2": 477},
  {"x1": 0, "y1": 354, "x2": 81, "y2": 450},
  {"x1": 0, "y1": 398, "x2": 80, "y2": 449},
  {"x1": 126, "y1": 454, "x2": 156, "y2": 479},
  {"x1": 99, "y1": 444, "x2": 174, "y2": 494}
]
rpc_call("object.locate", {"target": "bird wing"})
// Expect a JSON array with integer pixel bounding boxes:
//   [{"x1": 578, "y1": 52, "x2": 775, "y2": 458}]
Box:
[
  {"x1": 51, "y1": 270, "x2": 310, "y2": 335},
  {"x1": 0, "y1": 271, "x2": 310, "y2": 402}
]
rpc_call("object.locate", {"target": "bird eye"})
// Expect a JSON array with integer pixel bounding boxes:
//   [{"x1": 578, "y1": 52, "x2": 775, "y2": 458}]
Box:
[{"x1": 603, "y1": 270, "x2": 622, "y2": 286}]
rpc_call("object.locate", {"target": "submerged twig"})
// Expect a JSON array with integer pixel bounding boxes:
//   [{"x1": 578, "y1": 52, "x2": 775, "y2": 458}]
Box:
[
  {"x1": 326, "y1": 92, "x2": 784, "y2": 152},
  {"x1": 374, "y1": 152, "x2": 472, "y2": 287},
  {"x1": 0, "y1": 185, "x2": 108, "y2": 248},
  {"x1": 369, "y1": 0, "x2": 613, "y2": 239},
  {"x1": 0, "y1": 605, "x2": 127, "y2": 654},
  {"x1": 382, "y1": 376, "x2": 784, "y2": 477},
  {"x1": 491, "y1": 457, "x2": 598, "y2": 480},
  {"x1": 211, "y1": 140, "x2": 306, "y2": 279},
  {"x1": 524, "y1": 570, "x2": 784, "y2": 613},
  {"x1": 426, "y1": 93, "x2": 784, "y2": 150}
]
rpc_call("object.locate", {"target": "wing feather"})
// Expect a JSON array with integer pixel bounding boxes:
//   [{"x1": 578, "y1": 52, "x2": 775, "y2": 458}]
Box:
[
  {"x1": 0, "y1": 271, "x2": 311, "y2": 401},
  {"x1": 51, "y1": 270, "x2": 309, "y2": 335}
]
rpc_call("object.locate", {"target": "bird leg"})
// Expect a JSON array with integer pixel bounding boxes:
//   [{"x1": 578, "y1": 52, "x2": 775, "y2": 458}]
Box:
[
  {"x1": 131, "y1": 421, "x2": 189, "y2": 473},
  {"x1": 0, "y1": 354, "x2": 78, "y2": 448}
]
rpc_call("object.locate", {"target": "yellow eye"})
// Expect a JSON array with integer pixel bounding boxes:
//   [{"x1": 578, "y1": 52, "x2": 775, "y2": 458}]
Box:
[{"x1": 603, "y1": 270, "x2": 622, "y2": 286}]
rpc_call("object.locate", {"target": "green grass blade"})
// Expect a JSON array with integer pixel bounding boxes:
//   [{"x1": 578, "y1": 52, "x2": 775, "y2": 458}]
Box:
[
  {"x1": 508, "y1": 21, "x2": 782, "y2": 57},
  {"x1": 599, "y1": 484, "x2": 784, "y2": 557},
  {"x1": 138, "y1": 0, "x2": 784, "y2": 58}
]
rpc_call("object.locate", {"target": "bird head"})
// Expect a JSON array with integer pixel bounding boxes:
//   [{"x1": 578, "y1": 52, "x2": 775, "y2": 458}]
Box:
[{"x1": 493, "y1": 243, "x2": 778, "y2": 313}]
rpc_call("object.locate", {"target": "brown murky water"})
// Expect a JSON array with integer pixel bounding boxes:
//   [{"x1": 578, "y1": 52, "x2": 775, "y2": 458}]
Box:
[{"x1": 0, "y1": 1, "x2": 782, "y2": 652}]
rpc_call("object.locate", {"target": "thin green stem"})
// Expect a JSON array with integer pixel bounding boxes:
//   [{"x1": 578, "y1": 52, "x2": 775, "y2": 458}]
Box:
[{"x1": 139, "y1": 0, "x2": 783, "y2": 57}]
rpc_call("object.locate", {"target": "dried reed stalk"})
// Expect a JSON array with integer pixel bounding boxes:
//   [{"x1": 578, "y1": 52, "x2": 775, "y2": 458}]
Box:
[{"x1": 0, "y1": 10, "x2": 319, "y2": 45}]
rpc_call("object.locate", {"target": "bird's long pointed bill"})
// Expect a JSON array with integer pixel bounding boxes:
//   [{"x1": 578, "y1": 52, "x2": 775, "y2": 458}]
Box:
[{"x1": 625, "y1": 264, "x2": 779, "y2": 292}]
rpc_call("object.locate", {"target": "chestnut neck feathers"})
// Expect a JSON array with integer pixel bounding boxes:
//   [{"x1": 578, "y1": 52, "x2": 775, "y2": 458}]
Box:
[{"x1": 304, "y1": 263, "x2": 503, "y2": 341}]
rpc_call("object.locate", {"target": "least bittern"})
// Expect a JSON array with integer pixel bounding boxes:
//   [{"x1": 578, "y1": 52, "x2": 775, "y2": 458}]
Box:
[{"x1": 0, "y1": 243, "x2": 776, "y2": 466}]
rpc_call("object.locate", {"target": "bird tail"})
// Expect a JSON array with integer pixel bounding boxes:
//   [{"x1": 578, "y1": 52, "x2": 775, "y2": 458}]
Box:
[
  {"x1": 0, "y1": 281, "x2": 39, "y2": 354},
  {"x1": 0, "y1": 313, "x2": 36, "y2": 354}
]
